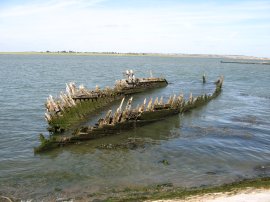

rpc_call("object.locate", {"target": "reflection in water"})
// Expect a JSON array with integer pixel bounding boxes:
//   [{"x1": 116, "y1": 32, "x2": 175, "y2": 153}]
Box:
[{"x1": 43, "y1": 115, "x2": 181, "y2": 157}]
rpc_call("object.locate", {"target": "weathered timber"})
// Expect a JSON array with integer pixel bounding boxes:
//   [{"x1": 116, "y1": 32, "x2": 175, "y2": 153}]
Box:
[
  {"x1": 45, "y1": 70, "x2": 168, "y2": 132},
  {"x1": 35, "y1": 76, "x2": 224, "y2": 153},
  {"x1": 203, "y1": 73, "x2": 206, "y2": 84}
]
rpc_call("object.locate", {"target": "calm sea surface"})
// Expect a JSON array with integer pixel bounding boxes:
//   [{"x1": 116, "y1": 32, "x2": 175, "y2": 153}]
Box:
[{"x1": 0, "y1": 55, "x2": 270, "y2": 200}]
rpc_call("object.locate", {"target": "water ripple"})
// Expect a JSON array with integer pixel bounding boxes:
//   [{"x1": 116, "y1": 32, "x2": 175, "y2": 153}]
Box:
[{"x1": 0, "y1": 55, "x2": 270, "y2": 199}]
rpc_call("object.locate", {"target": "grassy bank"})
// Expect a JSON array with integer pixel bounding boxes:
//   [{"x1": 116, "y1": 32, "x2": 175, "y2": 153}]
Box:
[
  {"x1": 104, "y1": 177, "x2": 270, "y2": 202},
  {"x1": 1, "y1": 177, "x2": 269, "y2": 201}
]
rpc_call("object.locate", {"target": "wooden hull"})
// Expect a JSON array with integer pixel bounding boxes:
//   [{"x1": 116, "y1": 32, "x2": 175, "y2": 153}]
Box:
[
  {"x1": 46, "y1": 78, "x2": 168, "y2": 133},
  {"x1": 35, "y1": 76, "x2": 223, "y2": 153}
]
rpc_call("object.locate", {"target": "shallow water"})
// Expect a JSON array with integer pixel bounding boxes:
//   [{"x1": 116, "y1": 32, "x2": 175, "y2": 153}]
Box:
[{"x1": 0, "y1": 55, "x2": 270, "y2": 200}]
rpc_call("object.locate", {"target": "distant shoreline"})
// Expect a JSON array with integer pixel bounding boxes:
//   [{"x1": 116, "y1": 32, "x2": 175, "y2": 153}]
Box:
[{"x1": 0, "y1": 51, "x2": 269, "y2": 60}]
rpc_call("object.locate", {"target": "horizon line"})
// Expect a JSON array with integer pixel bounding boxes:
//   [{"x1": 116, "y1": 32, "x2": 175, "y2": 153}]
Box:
[{"x1": 0, "y1": 51, "x2": 269, "y2": 60}]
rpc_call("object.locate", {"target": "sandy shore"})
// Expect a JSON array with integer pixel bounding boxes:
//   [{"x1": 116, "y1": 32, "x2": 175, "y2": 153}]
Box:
[{"x1": 151, "y1": 188, "x2": 270, "y2": 202}]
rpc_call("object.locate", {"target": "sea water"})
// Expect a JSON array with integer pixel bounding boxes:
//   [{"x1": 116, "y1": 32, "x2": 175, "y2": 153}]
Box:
[{"x1": 0, "y1": 54, "x2": 269, "y2": 199}]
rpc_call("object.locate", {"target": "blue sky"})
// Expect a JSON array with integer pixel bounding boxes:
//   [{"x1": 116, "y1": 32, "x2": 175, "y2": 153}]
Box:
[{"x1": 0, "y1": 0, "x2": 270, "y2": 57}]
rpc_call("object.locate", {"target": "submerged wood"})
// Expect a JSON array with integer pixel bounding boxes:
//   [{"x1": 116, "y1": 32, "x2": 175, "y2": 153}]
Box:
[
  {"x1": 203, "y1": 73, "x2": 206, "y2": 83},
  {"x1": 35, "y1": 76, "x2": 224, "y2": 153},
  {"x1": 45, "y1": 70, "x2": 168, "y2": 132}
]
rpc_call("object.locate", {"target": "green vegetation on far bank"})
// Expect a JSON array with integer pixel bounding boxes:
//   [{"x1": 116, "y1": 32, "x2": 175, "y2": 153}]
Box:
[
  {"x1": 0, "y1": 51, "x2": 269, "y2": 60},
  {"x1": 0, "y1": 51, "x2": 168, "y2": 57}
]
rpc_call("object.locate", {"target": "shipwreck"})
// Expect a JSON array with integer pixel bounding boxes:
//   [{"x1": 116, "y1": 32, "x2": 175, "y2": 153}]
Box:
[
  {"x1": 35, "y1": 76, "x2": 224, "y2": 153},
  {"x1": 45, "y1": 70, "x2": 168, "y2": 132}
]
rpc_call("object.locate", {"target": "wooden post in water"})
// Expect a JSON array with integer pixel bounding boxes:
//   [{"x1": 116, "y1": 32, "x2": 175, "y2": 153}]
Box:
[{"x1": 203, "y1": 73, "x2": 206, "y2": 84}]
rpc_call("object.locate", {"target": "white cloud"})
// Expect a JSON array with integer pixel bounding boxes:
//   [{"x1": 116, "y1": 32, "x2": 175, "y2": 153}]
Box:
[
  {"x1": 0, "y1": 0, "x2": 105, "y2": 17},
  {"x1": 0, "y1": 0, "x2": 270, "y2": 57}
]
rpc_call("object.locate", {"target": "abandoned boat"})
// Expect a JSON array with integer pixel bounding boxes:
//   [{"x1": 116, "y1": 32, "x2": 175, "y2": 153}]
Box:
[
  {"x1": 35, "y1": 76, "x2": 224, "y2": 153},
  {"x1": 45, "y1": 70, "x2": 168, "y2": 132}
]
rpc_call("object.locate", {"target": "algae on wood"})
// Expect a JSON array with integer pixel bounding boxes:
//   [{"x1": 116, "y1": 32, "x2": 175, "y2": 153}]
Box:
[
  {"x1": 45, "y1": 71, "x2": 168, "y2": 132},
  {"x1": 35, "y1": 76, "x2": 224, "y2": 153}
]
